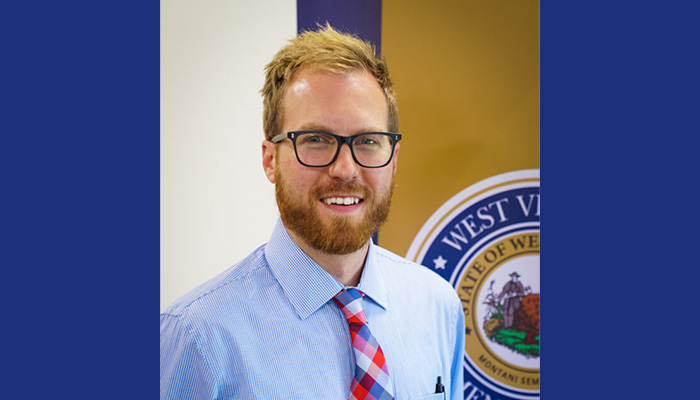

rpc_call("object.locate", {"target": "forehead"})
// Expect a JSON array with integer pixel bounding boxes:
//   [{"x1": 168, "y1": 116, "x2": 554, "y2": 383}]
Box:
[{"x1": 281, "y1": 67, "x2": 388, "y2": 133}]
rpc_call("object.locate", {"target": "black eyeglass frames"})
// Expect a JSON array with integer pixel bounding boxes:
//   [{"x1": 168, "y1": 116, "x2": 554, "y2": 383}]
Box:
[{"x1": 270, "y1": 130, "x2": 401, "y2": 168}]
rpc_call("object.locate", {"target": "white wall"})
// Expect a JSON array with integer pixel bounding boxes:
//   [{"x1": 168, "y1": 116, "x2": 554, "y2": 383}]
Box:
[{"x1": 161, "y1": 0, "x2": 296, "y2": 311}]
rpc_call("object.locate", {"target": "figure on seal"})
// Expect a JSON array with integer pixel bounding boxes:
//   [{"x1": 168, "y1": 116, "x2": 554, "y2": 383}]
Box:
[{"x1": 498, "y1": 272, "x2": 525, "y2": 330}]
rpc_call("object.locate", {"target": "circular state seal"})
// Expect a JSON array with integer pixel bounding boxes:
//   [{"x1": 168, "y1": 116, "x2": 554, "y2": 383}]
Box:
[{"x1": 407, "y1": 170, "x2": 540, "y2": 400}]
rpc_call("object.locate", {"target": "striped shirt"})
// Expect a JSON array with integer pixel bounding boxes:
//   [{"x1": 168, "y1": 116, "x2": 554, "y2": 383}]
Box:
[{"x1": 161, "y1": 218, "x2": 465, "y2": 400}]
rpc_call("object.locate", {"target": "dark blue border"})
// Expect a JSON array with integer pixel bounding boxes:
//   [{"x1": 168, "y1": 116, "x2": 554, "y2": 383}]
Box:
[
  {"x1": 4, "y1": 1, "x2": 158, "y2": 396},
  {"x1": 5, "y1": 0, "x2": 698, "y2": 397},
  {"x1": 543, "y1": 1, "x2": 698, "y2": 398}
]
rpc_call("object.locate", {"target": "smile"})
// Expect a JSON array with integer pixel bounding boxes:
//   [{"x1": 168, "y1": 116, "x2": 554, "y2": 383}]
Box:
[{"x1": 321, "y1": 196, "x2": 362, "y2": 205}]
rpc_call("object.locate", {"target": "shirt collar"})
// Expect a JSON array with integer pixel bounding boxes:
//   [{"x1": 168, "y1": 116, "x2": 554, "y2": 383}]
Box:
[
  {"x1": 264, "y1": 218, "x2": 388, "y2": 320},
  {"x1": 356, "y1": 240, "x2": 388, "y2": 310}
]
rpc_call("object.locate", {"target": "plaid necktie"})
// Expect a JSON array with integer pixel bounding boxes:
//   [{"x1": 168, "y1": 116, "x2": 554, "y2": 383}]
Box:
[{"x1": 333, "y1": 288, "x2": 394, "y2": 400}]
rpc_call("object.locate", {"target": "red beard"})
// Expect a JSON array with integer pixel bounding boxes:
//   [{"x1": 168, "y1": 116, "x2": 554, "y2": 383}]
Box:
[{"x1": 275, "y1": 168, "x2": 393, "y2": 255}]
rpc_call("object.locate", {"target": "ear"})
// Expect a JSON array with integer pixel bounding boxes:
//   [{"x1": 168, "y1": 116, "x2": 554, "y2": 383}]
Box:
[
  {"x1": 391, "y1": 143, "x2": 400, "y2": 175},
  {"x1": 262, "y1": 140, "x2": 277, "y2": 183}
]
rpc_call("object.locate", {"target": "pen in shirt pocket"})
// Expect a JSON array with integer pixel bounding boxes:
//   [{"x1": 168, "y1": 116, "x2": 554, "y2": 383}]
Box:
[{"x1": 435, "y1": 376, "x2": 444, "y2": 393}]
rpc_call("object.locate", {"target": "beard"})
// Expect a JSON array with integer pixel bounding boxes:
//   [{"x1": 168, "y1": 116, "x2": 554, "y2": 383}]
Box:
[{"x1": 275, "y1": 168, "x2": 393, "y2": 255}]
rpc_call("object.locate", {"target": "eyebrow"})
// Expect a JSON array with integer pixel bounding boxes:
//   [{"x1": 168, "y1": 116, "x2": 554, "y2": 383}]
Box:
[{"x1": 295, "y1": 123, "x2": 386, "y2": 134}]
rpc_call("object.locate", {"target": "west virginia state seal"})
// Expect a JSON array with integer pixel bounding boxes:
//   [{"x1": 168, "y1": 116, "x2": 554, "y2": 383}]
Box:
[{"x1": 407, "y1": 170, "x2": 540, "y2": 400}]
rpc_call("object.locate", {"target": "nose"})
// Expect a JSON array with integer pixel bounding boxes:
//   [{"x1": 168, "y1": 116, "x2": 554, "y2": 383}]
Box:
[{"x1": 328, "y1": 143, "x2": 359, "y2": 181}]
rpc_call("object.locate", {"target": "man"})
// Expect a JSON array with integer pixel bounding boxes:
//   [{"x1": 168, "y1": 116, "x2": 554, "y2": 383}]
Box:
[
  {"x1": 161, "y1": 25, "x2": 465, "y2": 400},
  {"x1": 498, "y1": 272, "x2": 526, "y2": 330}
]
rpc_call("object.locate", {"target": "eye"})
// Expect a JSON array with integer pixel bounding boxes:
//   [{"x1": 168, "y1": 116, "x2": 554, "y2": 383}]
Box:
[
  {"x1": 354, "y1": 134, "x2": 388, "y2": 148},
  {"x1": 298, "y1": 133, "x2": 333, "y2": 145},
  {"x1": 356, "y1": 137, "x2": 377, "y2": 145}
]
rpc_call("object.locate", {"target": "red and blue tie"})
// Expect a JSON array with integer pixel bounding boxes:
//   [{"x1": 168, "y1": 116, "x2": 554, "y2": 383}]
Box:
[{"x1": 333, "y1": 288, "x2": 394, "y2": 400}]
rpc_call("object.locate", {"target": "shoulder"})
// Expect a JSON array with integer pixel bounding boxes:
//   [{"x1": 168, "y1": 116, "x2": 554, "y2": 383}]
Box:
[
  {"x1": 373, "y1": 245, "x2": 449, "y2": 285},
  {"x1": 373, "y1": 245, "x2": 459, "y2": 305},
  {"x1": 372, "y1": 245, "x2": 464, "y2": 343},
  {"x1": 161, "y1": 244, "x2": 270, "y2": 320}
]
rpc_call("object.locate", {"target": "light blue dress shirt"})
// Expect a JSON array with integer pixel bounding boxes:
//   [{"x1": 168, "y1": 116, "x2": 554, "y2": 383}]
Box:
[{"x1": 161, "y1": 219, "x2": 465, "y2": 400}]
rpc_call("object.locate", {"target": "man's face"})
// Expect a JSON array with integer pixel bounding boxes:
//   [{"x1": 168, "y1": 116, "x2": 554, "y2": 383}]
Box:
[{"x1": 263, "y1": 67, "x2": 399, "y2": 255}]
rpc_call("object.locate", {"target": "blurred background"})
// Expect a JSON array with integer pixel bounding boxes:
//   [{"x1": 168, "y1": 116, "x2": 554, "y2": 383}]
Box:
[{"x1": 160, "y1": 0, "x2": 539, "y2": 311}]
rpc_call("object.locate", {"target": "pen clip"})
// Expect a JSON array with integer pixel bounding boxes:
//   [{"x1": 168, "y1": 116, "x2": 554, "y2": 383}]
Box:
[{"x1": 435, "y1": 376, "x2": 444, "y2": 393}]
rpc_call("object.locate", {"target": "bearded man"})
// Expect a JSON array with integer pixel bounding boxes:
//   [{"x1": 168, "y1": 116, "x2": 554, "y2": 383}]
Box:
[{"x1": 160, "y1": 26, "x2": 465, "y2": 400}]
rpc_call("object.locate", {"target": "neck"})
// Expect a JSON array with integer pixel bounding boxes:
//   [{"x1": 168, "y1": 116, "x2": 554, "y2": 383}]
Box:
[{"x1": 287, "y1": 228, "x2": 370, "y2": 287}]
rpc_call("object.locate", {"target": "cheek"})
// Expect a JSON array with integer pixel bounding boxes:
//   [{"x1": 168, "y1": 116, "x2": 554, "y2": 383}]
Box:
[
  {"x1": 278, "y1": 154, "x2": 319, "y2": 190},
  {"x1": 363, "y1": 169, "x2": 394, "y2": 193},
  {"x1": 277, "y1": 150, "x2": 302, "y2": 177}
]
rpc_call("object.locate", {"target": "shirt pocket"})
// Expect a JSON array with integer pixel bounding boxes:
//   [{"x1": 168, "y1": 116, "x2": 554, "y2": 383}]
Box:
[{"x1": 408, "y1": 394, "x2": 445, "y2": 400}]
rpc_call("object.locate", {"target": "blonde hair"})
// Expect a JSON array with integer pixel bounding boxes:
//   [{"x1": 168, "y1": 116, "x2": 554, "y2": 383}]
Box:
[{"x1": 261, "y1": 24, "x2": 398, "y2": 140}]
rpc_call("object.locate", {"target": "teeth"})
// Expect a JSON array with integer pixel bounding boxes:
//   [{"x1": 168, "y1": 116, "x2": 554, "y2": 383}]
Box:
[{"x1": 323, "y1": 197, "x2": 360, "y2": 205}]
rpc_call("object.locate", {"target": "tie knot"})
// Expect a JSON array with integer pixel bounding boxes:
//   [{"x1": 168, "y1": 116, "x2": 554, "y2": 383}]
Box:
[{"x1": 333, "y1": 288, "x2": 367, "y2": 325}]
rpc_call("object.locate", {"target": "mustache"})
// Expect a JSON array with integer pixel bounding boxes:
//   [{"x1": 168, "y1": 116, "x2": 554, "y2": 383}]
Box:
[{"x1": 312, "y1": 181, "x2": 372, "y2": 199}]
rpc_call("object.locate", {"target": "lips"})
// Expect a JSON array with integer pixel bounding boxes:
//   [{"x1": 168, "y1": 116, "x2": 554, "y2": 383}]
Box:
[
  {"x1": 315, "y1": 182, "x2": 369, "y2": 210},
  {"x1": 321, "y1": 196, "x2": 362, "y2": 205}
]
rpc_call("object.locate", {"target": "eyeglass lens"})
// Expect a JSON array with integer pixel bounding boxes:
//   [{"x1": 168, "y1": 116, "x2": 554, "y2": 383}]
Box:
[{"x1": 295, "y1": 132, "x2": 394, "y2": 167}]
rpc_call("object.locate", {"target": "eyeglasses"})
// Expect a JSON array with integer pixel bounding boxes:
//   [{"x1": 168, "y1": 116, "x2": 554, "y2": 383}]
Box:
[{"x1": 270, "y1": 130, "x2": 402, "y2": 168}]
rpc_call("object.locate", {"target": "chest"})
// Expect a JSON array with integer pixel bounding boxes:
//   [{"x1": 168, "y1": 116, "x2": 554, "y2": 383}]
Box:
[{"x1": 201, "y1": 301, "x2": 451, "y2": 399}]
